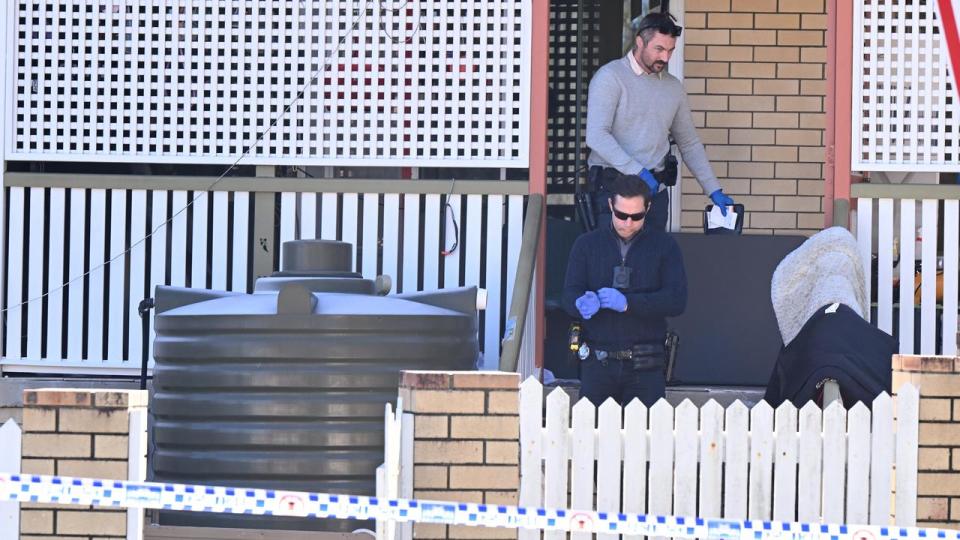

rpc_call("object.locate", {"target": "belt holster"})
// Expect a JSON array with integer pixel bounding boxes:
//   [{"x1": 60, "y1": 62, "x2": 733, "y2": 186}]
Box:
[{"x1": 630, "y1": 343, "x2": 666, "y2": 371}]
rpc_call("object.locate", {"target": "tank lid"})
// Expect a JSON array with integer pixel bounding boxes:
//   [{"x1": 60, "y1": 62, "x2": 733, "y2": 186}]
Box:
[{"x1": 273, "y1": 240, "x2": 360, "y2": 278}]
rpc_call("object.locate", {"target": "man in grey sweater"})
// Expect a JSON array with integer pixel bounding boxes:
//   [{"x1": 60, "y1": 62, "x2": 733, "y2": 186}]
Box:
[{"x1": 586, "y1": 12, "x2": 734, "y2": 230}]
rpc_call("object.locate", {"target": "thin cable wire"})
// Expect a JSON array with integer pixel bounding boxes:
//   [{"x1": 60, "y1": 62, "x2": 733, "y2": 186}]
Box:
[{"x1": 1, "y1": 0, "x2": 375, "y2": 315}]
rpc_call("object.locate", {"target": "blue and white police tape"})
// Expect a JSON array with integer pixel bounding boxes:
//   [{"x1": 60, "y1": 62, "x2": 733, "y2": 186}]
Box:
[{"x1": 0, "y1": 472, "x2": 954, "y2": 540}]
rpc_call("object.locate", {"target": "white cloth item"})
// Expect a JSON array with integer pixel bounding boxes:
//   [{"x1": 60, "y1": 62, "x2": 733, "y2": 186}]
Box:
[{"x1": 770, "y1": 227, "x2": 867, "y2": 347}]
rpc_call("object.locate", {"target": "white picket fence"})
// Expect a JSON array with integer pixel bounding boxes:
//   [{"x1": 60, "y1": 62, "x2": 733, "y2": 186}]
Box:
[
  {"x1": 518, "y1": 378, "x2": 920, "y2": 540},
  {"x1": 854, "y1": 191, "x2": 960, "y2": 356},
  {"x1": 0, "y1": 184, "x2": 526, "y2": 374},
  {"x1": 376, "y1": 399, "x2": 413, "y2": 540}
]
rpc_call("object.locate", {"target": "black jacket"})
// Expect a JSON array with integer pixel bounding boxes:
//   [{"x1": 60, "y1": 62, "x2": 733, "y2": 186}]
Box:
[
  {"x1": 764, "y1": 303, "x2": 895, "y2": 408},
  {"x1": 562, "y1": 225, "x2": 687, "y2": 350}
]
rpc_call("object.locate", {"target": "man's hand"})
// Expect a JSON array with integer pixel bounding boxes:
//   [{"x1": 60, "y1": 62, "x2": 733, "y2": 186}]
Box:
[
  {"x1": 597, "y1": 287, "x2": 628, "y2": 312},
  {"x1": 709, "y1": 189, "x2": 735, "y2": 216},
  {"x1": 575, "y1": 291, "x2": 601, "y2": 320}
]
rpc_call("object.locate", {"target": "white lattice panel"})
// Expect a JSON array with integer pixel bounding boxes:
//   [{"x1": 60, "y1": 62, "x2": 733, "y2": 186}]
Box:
[
  {"x1": 853, "y1": 0, "x2": 960, "y2": 171},
  {"x1": 3, "y1": 1, "x2": 531, "y2": 167}
]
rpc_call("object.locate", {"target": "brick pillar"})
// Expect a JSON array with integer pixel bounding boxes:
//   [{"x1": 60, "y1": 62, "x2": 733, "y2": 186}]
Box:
[
  {"x1": 399, "y1": 371, "x2": 520, "y2": 540},
  {"x1": 893, "y1": 355, "x2": 960, "y2": 528},
  {"x1": 19, "y1": 389, "x2": 148, "y2": 540}
]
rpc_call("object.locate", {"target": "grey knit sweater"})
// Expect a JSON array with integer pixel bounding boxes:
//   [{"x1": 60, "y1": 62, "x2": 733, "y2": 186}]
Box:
[{"x1": 586, "y1": 54, "x2": 721, "y2": 196}]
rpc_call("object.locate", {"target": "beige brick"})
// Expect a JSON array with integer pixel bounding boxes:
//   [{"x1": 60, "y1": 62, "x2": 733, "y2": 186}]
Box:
[
  {"x1": 778, "y1": 63, "x2": 823, "y2": 79},
  {"x1": 414, "y1": 465, "x2": 449, "y2": 489},
  {"x1": 754, "y1": 46, "x2": 800, "y2": 63},
  {"x1": 449, "y1": 466, "x2": 519, "y2": 490},
  {"x1": 451, "y1": 416, "x2": 519, "y2": 440},
  {"x1": 487, "y1": 391, "x2": 519, "y2": 415},
  {"x1": 22, "y1": 408, "x2": 57, "y2": 432},
  {"x1": 415, "y1": 441, "x2": 484, "y2": 464},
  {"x1": 799, "y1": 113, "x2": 826, "y2": 128},
  {"x1": 708, "y1": 13, "x2": 754, "y2": 29},
  {"x1": 921, "y1": 423, "x2": 960, "y2": 446},
  {"x1": 21, "y1": 433, "x2": 91, "y2": 458},
  {"x1": 685, "y1": 77, "x2": 706, "y2": 94},
  {"x1": 684, "y1": 194, "x2": 773, "y2": 212},
  {"x1": 59, "y1": 408, "x2": 128, "y2": 434},
  {"x1": 775, "y1": 196, "x2": 821, "y2": 212},
  {"x1": 729, "y1": 128, "x2": 776, "y2": 145},
  {"x1": 485, "y1": 441, "x2": 519, "y2": 464},
  {"x1": 707, "y1": 79, "x2": 753, "y2": 95},
  {"x1": 901, "y1": 373, "x2": 960, "y2": 397},
  {"x1": 753, "y1": 145, "x2": 799, "y2": 162},
  {"x1": 776, "y1": 162, "x2": 822, "y2": 179},
  {"x1": 731, "y1": 30, "x2": 777, "y2": 46},
  {"x1": 919, "y1": 448, "x2": 951, "y2": 471},
  {"x1": 94, "y1": 390, "x2": 147, "y2": 409},
  {"x1": 730, "y1": 162, "x2": 776, "y2": 179},
  {"x1": 705, "y1": 112, "x2": 752, "y2": 128},
  {"x1": 409, "y1": 391, "x2": 485, "y2": 414},
  {"x1": 743, "y1": 228, "x2": 775, "y2": 235},
  {"x1": 952, "y1": 400, "x2": 960, "y2": 420},
  {"x1": 685, "y1": 30, "x2": 731, "y2": 46},
  {"x1": 797, "y1": 180, "x2": 825, "y2": 196},
  {"x1": 680, "y1": 211, "x2": 704, "y2": 229},
  {"x1": 730, "y1": 62, "x2": 777, "y2": 78},
  {"x1": 797, "y1": 212, "x2": 826, "y2": 229},
  {"x1": 485, "y1": 491, "x2": 519, "y2": 505},
  {"x1": 800, "y1": 79, "x2": 827, "y2": 96},
  {"x1": 755, "y1": 80, "x2": 800, "y2": 96},
  {"x1": 686, "y1": 13, "x2": 707, "y2": 28},
  {"x1": 754, "y1": 113, "x2": 799, "y2": 128},
  {"x1": 449, "y1": 524, "x2": 517, "y2": 539},
  {"x1": 918, "y1": 497, "x2": 950, "y2": 520},
  {"x1": 706, "y1": 145, "x2": 752, "y2": 161},
  {"x1": 452, "y1": 372, "x2": 519, "y2": 390},
  {"x1": 691, "y1": 110, "x2": 707, "y2": 128},
  {"x1": 94, "y1": 434, "x2": 128, "y2": 459},
  {"x1": 798, "y1": 147, "x2": 826, "y2": 163},
  {"x1": 687, "y1": 0, "x2": 732, "y2": 11},
  {"x1": 696, "y1": 128, "x2": 730, "y2": 145},
  {"x1": 21, "y1": 458, "x2": 55, "y2": 475},
  {"x1": 415, "y1": 415, "x2": 449, "y2": 438},
  {"x1": 58, "y1": 459, "x2": 128, "y2": 480},
  {"x1": 20, "y1": 510, "x2": 54, "y2": 534},
  {"x1": 921, "y1": 398, "x2": 953, "y2": 421},
  {"x1": 755, "y1": 14, "x2": 801, "y2": 29},
  {"x1": 401, "y1": 372, "x2": 453, "y2": 390},
  {"x1": 414, "y1": 523, "x2": 448, "y2": 539},
  {"x1": 918, "y1": 473, "x2": 960, "y2": 496},
  {"x1": 708, "y1": 46, "x2": 754, "y2": 62},
  {"x1": 685, "y1": 62, "x2": 730, "y2": 78},
  {"x1": 778, "y1": 30, "x2": 824, "y2": 46},
  {"x1": 952, "y1": 499, "x2": 960, "y2": 520},
  {"x1": 751, "y1": 179, "x2": 797, "y2": 195},
  {"x1": 716, "y1": 178, "x2": 752, "y2": 194},
  {"x1": 776, "y1": 129, "x2": 822, "y2": 146},
  {"x1": 732, "y1": 0, "x2": 777, "y2": 12},
  {"x1": 751, "y1": 212, "x2": 797, "y2": 229},
  {"x1": 729, "y1": 96, "x2": 775, "y2": 112},
  {"x1": 777, "y1": 96, "x2": 823, "y2": 113},
  {"x1": 779, "y1": 0, "x2": 825, "y2": 12},
  {"x1": 688, "y1": 94, "x2": 729, "y2": 111},
  {"x1": 802, "y1": 14, "x2": 829, "y2": 30},
  {"x1": 414, "y1": 490, "x2": 484, "y2": 503},
  {"x1": 57, "y1": 510, "x2": 126, "y2": 535}
]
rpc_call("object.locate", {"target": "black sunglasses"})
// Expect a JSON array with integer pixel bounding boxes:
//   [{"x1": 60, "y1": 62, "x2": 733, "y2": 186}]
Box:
[
  {"x1": 612, "y1": 207, "x2": 647, "y2": 222},
  {"x1": 637, "y1": 15, "x2": 682, "y2": 38}
]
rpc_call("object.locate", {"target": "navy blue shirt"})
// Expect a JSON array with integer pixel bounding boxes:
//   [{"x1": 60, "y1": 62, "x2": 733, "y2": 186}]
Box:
[{"x1": 562, "y1": 225, "x2": 687, "y2": 350}]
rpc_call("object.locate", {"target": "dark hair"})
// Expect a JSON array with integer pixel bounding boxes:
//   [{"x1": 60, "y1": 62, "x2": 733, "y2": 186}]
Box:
[
  {"x1": 636, "y1": 12, "x2": 682, "y2": 44},
  {"x1": 612, "y1": 173, "x2": 652, "y2": 204}
]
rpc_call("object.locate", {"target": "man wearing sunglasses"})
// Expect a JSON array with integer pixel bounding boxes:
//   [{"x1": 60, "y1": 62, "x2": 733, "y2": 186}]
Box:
[
  {"x1": 585, "y1": 11, "x2": 735, "y2": 230},
  {"x1": 562, "y1": 175, "x2": 687, "y2": 407}
]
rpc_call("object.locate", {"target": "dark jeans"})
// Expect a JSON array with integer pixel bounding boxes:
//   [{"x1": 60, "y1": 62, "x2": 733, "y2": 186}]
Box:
[
  {"x1": 579, "y1": 355, "x2": 666, "y2": 407},
  {"x1": 593, "y1": 186, "x2": 669, "y2": 231}
]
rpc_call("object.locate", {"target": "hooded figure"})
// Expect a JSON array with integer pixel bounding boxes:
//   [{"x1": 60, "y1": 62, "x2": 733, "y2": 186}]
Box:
[{"x1": 764, "y1": 227, "x2": 895, "y2": 407}]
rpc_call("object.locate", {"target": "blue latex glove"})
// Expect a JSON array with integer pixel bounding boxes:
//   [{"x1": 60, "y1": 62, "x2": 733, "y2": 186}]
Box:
[
  {"x1": 709, "y1": 189, "x2": 735, "y2": 216},
  {"x1": 575, "y1": 291, "x2": 600, "y2": 320},
  {"x1": 597, "y1": 287, "x2": 628, "y2": 313},
  {"x1": 624, "y1": 169, "x2": 659, "y2": 194}
]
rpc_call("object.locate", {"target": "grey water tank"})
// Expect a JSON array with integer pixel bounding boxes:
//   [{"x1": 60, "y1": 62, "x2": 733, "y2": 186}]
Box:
[{"x1": 151, "y1": 240, "x2": 479, "y2": 531}]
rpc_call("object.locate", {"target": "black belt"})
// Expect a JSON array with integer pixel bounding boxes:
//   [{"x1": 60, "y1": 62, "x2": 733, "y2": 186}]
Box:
[{"x1": 593, "y1": 343, "x2": 665, "y2": 370}]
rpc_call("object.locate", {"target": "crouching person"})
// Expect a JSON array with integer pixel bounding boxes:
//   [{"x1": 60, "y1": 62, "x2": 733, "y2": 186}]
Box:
[{"x1": 562, "y1": 174, "x2": 687, "y2": 407}]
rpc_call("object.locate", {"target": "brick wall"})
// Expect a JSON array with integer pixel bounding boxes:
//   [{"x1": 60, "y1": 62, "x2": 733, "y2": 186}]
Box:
[
  {"x1": 893, "y1": 355, "x2": 960, "y2": 528},
  {"x1": 400, "y1": 371, "x2": 520, "y2": 540},
  {"x1": 19, "y1": 388, "x2": 148, "y2": 540},
  {"x1": 680, "y1": 0, "x2": 827, "y2": 235}
]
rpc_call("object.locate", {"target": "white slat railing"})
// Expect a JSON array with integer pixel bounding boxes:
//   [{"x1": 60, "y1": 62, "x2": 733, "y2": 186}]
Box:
[
  {"x1": 853, "y1": 184, "x2": 960, "y2": 356},
  {"x1": 518, "y1": 378, "x2": 920, "y2": 539},
  {"x1": 0, "y1": 177, "x2": 528, "y2": 374}
]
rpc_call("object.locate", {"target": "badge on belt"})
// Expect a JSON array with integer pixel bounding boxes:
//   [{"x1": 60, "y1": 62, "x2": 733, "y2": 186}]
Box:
[{"x1": 577, "y1": 343, "x2": 590, "y2": 360}]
